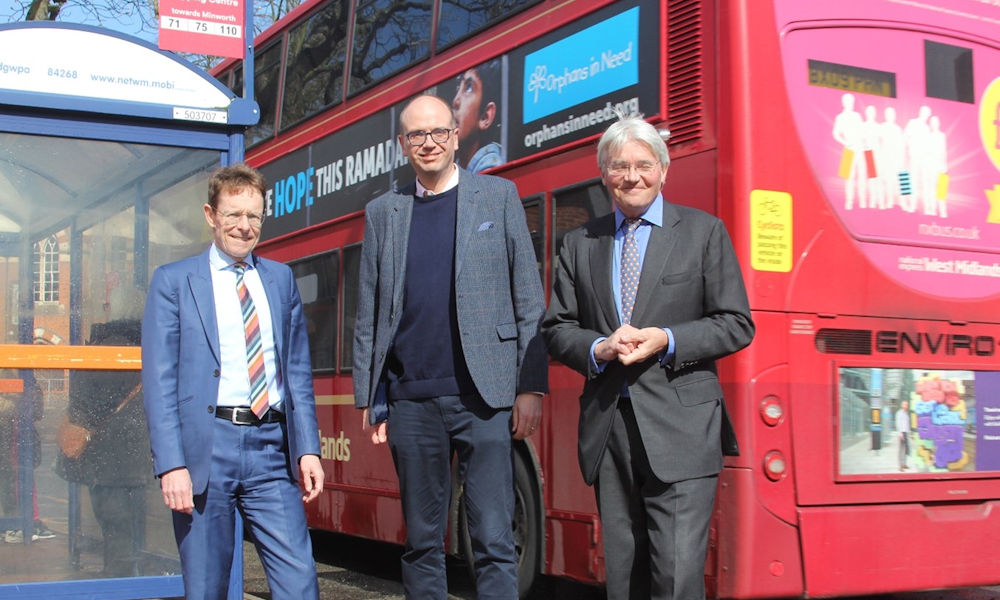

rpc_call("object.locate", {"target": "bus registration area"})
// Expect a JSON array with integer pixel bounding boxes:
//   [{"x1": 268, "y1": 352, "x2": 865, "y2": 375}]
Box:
[{"x1": 0, "y1": 22, "x2": 253, "y2": 598}]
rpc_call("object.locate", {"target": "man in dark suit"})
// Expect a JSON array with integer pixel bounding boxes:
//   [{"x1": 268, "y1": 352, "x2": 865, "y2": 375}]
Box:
[
  {"x1": 353, "y1": 95, "x2": 548, "y2": 599},
  {"x1": 542, "y1": 118, "x2": 754, "y2": 600},
  {"x1": 142, "y1": 164, "x2": 324, "y2": 599}
]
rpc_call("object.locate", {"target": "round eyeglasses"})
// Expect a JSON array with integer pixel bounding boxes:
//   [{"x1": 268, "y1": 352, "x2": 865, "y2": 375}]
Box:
[
  {"x1": 404, "y1": 128, "x2": 455, "y2": 146},
  {"x1": 215, "y1": 209, "x2": 265, "y2": 228}
]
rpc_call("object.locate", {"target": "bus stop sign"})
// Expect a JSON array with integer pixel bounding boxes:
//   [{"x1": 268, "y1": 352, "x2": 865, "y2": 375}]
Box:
[{"x1": 158, "y1": 0, "x2": 244, "y2": 59}]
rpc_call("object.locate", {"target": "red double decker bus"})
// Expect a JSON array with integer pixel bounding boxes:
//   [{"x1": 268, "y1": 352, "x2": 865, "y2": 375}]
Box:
[{"x1": 212, "y1": 0, "x2": 1000, "y2": 596}]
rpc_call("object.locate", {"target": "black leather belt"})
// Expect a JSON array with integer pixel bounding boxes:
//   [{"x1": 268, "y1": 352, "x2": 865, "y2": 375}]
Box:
[{"x1": 215, "y1": 406, "x2": 285, "y2": 425}]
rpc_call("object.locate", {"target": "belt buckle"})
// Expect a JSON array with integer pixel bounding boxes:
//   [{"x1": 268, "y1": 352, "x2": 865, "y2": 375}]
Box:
[{"x1": 231, "y1": 408, "x2": 254, "y2": 425}]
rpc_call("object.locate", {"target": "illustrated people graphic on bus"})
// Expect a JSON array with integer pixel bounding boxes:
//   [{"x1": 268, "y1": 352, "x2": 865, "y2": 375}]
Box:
[
  {"x1": 928, "y1": 115, "x2": 948, "y2": 217},
  {"x1": 450, "y1": 59, "x2": 504, "y2": 173},
  {"x1": 879, "y1": 106, "x2": 905, "y2": 209},
  {"x1": 833, "y1": 101, "x2": 951, "y2": 218},
  {"x1": 832, "y1": 92, "x2": 865, "y2": 209},
  {"x1": 903, "y1": 105, "x2": 933, "y2": 214},
  {"x1": 861, "y1": 104, "x2": 885, "y2": 209}
]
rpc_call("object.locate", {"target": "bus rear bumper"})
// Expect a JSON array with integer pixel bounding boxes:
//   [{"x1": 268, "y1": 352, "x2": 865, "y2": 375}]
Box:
[{"x1": 799, "y1": 501, "x2": 1000, "y2": 596}]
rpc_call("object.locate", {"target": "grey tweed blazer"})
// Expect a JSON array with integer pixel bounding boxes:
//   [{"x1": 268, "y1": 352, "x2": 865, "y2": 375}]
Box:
[{"x1": 353, "y1": 168, "x2": 548, "y2": 418}]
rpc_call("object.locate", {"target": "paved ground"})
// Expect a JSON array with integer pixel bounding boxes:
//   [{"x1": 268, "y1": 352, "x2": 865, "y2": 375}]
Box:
[{"x1": 243, "y1": 530, "x2": 604, "y2": 600}]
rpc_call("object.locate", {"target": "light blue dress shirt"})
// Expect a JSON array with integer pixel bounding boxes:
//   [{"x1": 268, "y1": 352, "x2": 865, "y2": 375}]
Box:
[
  {"x1": 209, "y1": 244, "x2": 284, "y2": 411},
  {"x1": 590, "y1": 194, "x2": 676, "y2": 375}
]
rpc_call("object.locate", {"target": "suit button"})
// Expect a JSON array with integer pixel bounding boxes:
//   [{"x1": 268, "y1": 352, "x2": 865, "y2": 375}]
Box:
[
  {"x1": 207, "y1": 406, "x2": 214, "y2": 414},
  {"x1": 213, "y1": 369, "x2": 220, "y2": 377}
]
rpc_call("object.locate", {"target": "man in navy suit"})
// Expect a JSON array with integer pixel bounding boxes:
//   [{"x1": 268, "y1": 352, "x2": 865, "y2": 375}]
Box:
[
  {"x1": 542, "y1": 118, "x2": 754, "y2": 600},
  {"x1": 353, "y1": 95, "x2": 548, "y2": 599},
  {"x1": 142, "y1": 164, "x2": 324, "y2": 599}
]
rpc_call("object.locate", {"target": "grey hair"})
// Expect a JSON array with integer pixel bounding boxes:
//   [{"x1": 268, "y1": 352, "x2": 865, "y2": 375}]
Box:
[{"x1": 596, "y1": 117, "x2": 670, "y2": 171}]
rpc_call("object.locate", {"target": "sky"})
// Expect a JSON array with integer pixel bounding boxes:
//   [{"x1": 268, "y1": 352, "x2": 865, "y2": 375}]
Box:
[{"x1": 0, "y1": 0, "x2": 159, "y2": 43}]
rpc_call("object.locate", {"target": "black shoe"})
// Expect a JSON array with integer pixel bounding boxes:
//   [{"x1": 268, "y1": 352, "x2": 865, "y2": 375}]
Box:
[{"x1": 32, "y1": 521, "x2": 56, "y2": 540}]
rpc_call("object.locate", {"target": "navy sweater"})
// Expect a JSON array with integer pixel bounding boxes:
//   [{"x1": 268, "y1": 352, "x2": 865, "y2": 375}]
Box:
[{"x1": 386, "y1": 187, "x2": 475, "y2": 399}]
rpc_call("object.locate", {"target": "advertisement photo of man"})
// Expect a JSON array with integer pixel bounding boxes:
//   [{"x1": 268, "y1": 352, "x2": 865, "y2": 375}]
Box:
[{"x1": 449, "y1": 59, "x2": 505, "y2": 173}]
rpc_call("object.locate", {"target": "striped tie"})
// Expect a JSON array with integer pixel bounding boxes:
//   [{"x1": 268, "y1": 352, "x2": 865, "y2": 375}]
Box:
[
  {"x1": 234, "y1": 261, "x2": 270, "y2": 418},
  {"x1": 620, "y1": 218, "x2": 642, "y2": 325}
]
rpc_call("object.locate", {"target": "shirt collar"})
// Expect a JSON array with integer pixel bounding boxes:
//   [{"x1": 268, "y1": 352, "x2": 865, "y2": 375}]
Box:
[
  {"x1": 415, "y1": 163, "x2": 459, "y2": 197},
  {"x1": 209, "y1": 243, "x2": 256, "y2": 272},
  {"x1": 614, "y1": 194, "x2": 664, "y2": 231}
]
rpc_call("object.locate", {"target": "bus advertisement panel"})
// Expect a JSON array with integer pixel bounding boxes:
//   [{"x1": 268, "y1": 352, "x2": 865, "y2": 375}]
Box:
[
  {"x1": 256, "y1": 0, "x2": 658, "y2": 243},
  {"x1": 781, "y1": 20, "x2": 1000, "y2": 299}
]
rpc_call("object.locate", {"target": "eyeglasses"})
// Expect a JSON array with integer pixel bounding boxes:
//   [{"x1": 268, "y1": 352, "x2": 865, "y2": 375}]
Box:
[
  {"x1": 404, "y1": 128, "x2": 455, "y2": 146},
  {"x1": 606, "y1": 160, "x2": 660, "y2": 177},
  {"x1": 215, "y1": 209, "x2": 265, "y2": 227}
]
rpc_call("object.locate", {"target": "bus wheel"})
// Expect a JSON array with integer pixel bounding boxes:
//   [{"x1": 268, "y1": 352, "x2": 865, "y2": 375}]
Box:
[{"x1": 459, "y1": 448, "x2": 542, "y2": 599}]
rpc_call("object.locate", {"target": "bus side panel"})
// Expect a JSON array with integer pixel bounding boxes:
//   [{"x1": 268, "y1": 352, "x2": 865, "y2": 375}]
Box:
[
  {"x1": 799, "y1": 502, "x2": 1000, "y2": 597},
  {"x1": 543, "y1": 364, "x2": 605, "y2": 583},
  {"x1": 711, "y1": 468, "x2": 804, "y2": 599}
]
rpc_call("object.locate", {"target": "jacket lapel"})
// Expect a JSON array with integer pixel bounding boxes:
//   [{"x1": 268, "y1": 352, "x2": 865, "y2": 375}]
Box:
[
  {"x1": 256, "y1": 257, "x2": 284, "y2": 360},
  {"x1": 588, "y1": 214, "x2": 619, "y2": 329},
  {"x1": 454, "y1": 173, "x2": 477, "y2": 278},
  {"x1": 630, "y1": 202, "x2": 680, "y2": 326},
  {"x1": 188, "y1": 248, "x2": 220, "y2": 365},
  {"x1": 390, "y1": 187, "x2": 413, "y2": 314}
]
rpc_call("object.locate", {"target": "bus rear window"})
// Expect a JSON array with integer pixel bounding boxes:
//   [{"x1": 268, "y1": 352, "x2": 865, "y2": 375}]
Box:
[{"x1": 925, "y1": 40, "x2": 974, "y2": 103}]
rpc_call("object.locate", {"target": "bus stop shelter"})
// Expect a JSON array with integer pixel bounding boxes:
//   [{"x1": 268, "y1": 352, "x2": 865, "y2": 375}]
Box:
[{"x1": 0, "y1": 21, "x2": 255, "y2": 598}]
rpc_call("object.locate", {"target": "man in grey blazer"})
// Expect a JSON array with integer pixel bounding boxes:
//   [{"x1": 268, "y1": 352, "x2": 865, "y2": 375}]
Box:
[
  {"x1": 542, "y1": 118, "x2": 754, "y2": 600},
  {"x1": 352, "y1": 95, "x2": 548, "y2": 600}
]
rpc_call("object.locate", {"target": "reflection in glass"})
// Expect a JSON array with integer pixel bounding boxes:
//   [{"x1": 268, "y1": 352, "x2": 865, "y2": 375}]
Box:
[
  {"x1": 59, "y1": 322, "x2": 149, "y2": 577},
  {"x1": 340, "y1": 244, "x2": 362, "y2": 371},
  {"x1": 149, "y1": 168, "x2": 215, "y2": 273},
  {"x1": 33, "y1": 236, "x2": 60, "y2": 303},
  {"x1": 291, "y1": 251, "x2": 340, "y2": 372},
  {"x1": 350, "y1": 0, "x2": 432, "y2": 94},
  {"x1": 437, "y1": 0, "x2": 540, "y2": 49},
  {"x1": 282, "y1": 0, "x2": 349, "y2": 130},
  {"x1": 248, "y1": 42, "x2": 284, "y2": 146},
  {"x1": 552, "y1": 181, "x2": 611, "y2": 257},
  {"x1": 521, "y1": 199, "x2": 544, "y2": 285}
]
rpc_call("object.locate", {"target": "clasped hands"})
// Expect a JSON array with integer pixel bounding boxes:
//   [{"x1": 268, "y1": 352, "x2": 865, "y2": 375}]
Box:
[{"x1": 594, "y1": 324, "x2": 669, "y2": 366}]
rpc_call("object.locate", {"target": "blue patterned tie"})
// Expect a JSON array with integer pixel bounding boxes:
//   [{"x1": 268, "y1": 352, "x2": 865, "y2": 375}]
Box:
[
  {"x1": 234, "y1": 262, "x2": 270, "y2": 418},
  {"x1": 621, "y1": 218, "x2": 642, "y2": 325}
]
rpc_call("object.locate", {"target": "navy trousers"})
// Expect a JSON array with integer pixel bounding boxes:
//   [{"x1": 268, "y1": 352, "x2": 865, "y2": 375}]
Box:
[
  {"x1": 388, "y1": 393, "x2": 517, "y2": 600},
  {"x1": 171, "y1": 418, "x2": 318, "y2": 600}
]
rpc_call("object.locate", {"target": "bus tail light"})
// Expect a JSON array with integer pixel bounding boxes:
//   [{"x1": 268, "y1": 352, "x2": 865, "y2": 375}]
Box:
[
  {"x1": 760, "y1": 396, "x2": 784, "y2": 426},
  {"x1": 763, "y1": 451, "x2": 787, "y2": 481}
]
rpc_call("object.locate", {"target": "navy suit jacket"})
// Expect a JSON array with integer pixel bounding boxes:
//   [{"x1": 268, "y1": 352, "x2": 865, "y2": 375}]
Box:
[
  {"x1": 542, "y1": 202, "x2": 754, "y2": 485},
  {"x1": 353, "y1": 168, "x2": 548, "y2": 416},
  {"x1": 141, "y1": 247, "x2": 321, "y2": 494}
]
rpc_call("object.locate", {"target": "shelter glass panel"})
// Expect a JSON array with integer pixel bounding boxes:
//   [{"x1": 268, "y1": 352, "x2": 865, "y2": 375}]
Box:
[{"x1": 0, "y1": 131, "x2": 219, "y2": 584}]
